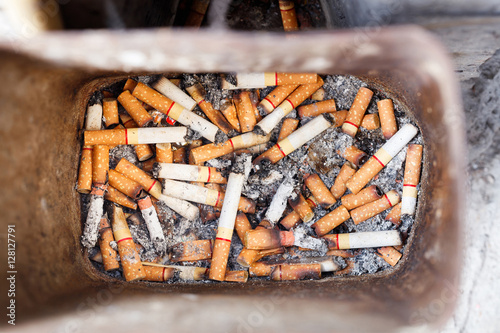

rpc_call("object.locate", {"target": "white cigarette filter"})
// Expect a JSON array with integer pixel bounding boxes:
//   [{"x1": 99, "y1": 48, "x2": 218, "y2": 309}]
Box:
[
  {"x1": 210, "y1": 171, "x2": 246, "y2": 281},
  {"x1": 265, "y1": 177, "x2": 295, "y2": 225},
  {"x1": 323, "y1": 230, "x2": 402, "y2": 250},
  {"x1": 235, "y1": 72, "x2": 318, "y2": 89},
  {"x1": 155, "y1": 163, "x2": 227, "y2": 184},
  {"x1": 158, "y1": 194, "x2": 200, "y2": 221},
  {"x1": 153, "y1": 76, "x2": 197, "y2": 111},
  {"x1": 86, "y1": 104, "x2": 103, "y2": 130},
  {"x1": 401, "y1": 144, "x2": 423, "y2": 215},
  {"x1": 162, "y1": 179, "x2": 223, "y2": 207},
  {"x1": 346, "y1": 123, "x2": 419, "y2": 194},
  {"x1": 81, "y1": 185, "x2": 106, "y2": 249},
  {"x1": 84, "y1": 127, "x2": 188, "y2": 146},
  {"x1": 138, "y1": 196, "x2": 166, "y2": 255}
]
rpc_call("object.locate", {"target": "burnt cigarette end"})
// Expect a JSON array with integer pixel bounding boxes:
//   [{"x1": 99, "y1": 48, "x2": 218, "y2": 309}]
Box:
[
  {"x1": 225, "y1": 73, "x2": 237, "y2": 85},
  {"x1": 214, "y1": 130, "x2": 228, "y2": 144},
  {"x1": 252, "y1": 125, "x2": 266, "y2": 136},
  {"x1": 88, "y1": 91, "x2": 103, "y2": 106},
  {"x1": 375, "y1": 186, "x2": 383, "y2": 197},
  {"x1": 257, "y1": 105, "x2": 268, "y2": 117},
  {"x1": 358, "y1": 155, "x2": 369, "y2": 166},
  {"x1": 231, "y1": 153, "x2": 252, "y2": 175},
  {"x1": 151, "y1": 162, "x2": 161, "y2": 179},
  {"x1": 322, "y1": 112, "x2": 336, "y2": 126}
]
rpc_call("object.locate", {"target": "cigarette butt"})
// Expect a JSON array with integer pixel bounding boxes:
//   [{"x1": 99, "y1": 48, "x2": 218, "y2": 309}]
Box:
[
  {"x1": 258, "y1": 84, "x2": 298, "y2": 115},
  {"x1": 244, "y1": 228, "x2": 282, "y2": 250},
  {"x1": 135, "y1": 145, "x2": 154, "y2": 162},
  {"x1": 376, "y1": 246, "x2": 402, "y2": 266},
  {"x1": 102, "y1": 98, "x2": 120, "y2": 129},
  {"x1": 77, "y1": 147, "x2": 93, "y2": 193},
  {"x1": 84, "y1": 127, "x2": 188, "y2": 146},
  {"x1": 249, "y1": 90, "x2": 262, "y2": 122},
  {"x1": 108, "y1": 169, "x2": 143, "y2": 200},
  {"x1": 223, "y1": 270, "x2": 249, "y2": 283},
  {"x1": 98, "y1": 216, "x2": 120, "y2": 271},
  {"x1": 138, "y1": 195, "x2": 166, "y2": 255},
  {"x1": 311, "y1": 87, "x2": 325, "y2": 101},
  {"x1": 104, "y1": 185, "x2": 138, "y2": 210},
  {"x1": 323, "y1": 230, "x2": 402, "y2": 250},
  {"x1": 236, "y1": 248, "x2": 260, "y2": 267},
  {"x1": 173, "y1": 146, "x2": 187, "y2": 164},
  {"x1": 305, "y1": 174, "x2": 337, "y2": 209},
  {"x1": 350, "y1": 190, "x2": 400, "y2": 224},
  {"x1": 90, "y1": 250, "x2": 103, "y2": 263},
  {"x1": 277, "y1": 118, "x2": 299, "y2": 141},
  {"x1": 342, "y1": 87, "x2": 374, "y2": 137},
  {"x1": 331, "y1": 110, "x2": 348, "y2": 128},
  {"x1": 141, "y1": 158, "x2": 155, "y2": 173},
  {"x1": 171, "y1": 239, "x2": 213, "y2": 262},
  {"x1": 236, "y1": 73, "x2": 317, "y2": 89},
  {"x1": 289, "y1": 193, "x2": 314, "y2": 223},
  {"x1": 158, "y1": 194, "x2": 200, "y2": 221},
  {"x1": 117, "y1": 91, "x2": 153, "y2": 127},
  {"x1": 115, "y1": 158, "x2": 162, "y2": 199},
  {"x1": 249, "y1": 262, "x2": 275, "y2": 277},
  {"x1": 278, "y1": 1, "x2": 299, "y2": 32},
  {"x1": 341, "y1": 185, "x2": 382, "y2": 210},
  {"x1": 143, "y1": 266, "x2": 175, "y2": 282},
  {"x1": 153, "y1": 76, "x2": 197, "y2": 111},
  {"x1": 110, "y1": 205, "x2": 146, "y2": 281},
  {"x1": 297, "y1": 99, "x2": 336, "y2": 118},
  {"x1": 346, "y1": 124, "x2": 419, "y2": 194},
  {"x1": 154, "y1": 163, "x2": 227, "y2": 184},
  {"x1": 185, "y1": 0, "x2": 210, "y2": 28},
  {"x1": 330, "y1": 163, "x2": 356, "y2": 199},
  {"x1": 235, "y1": 91, "x2": 257, "y2": 133},
  {"x1": 237, "y1": 197, "x2": 256, "y2": 214},
  {"x1": 311, "y1": 205, "x2": 350, "y2": 236},
  {"x1": 385, "y1": 202, "x2": 402, "y2": 225},
  {"x1": 279, "y1": 210, "x2": 301, "y2": 230},
  {"x1": 235, "y1": 212, "x2": 252, "y2": 242},
  {"x1": 334, "y1": 259, "x2": 355, "y2": 276},
  {"x1": 339, "y1": 145, "x2": 368, "y2": 167},
  {"x1": 401, "y1": 144, "x2": 423, "y2": 215},
  {"x1": 156, "y1": 143, "x2": 173, "y2": 163},
  {"x1": 326, "y1": 249, "x2": 356, "y2": 258},
  {"x1": 148, "y1": 109, "x2": 168, "y2": 126},
  {"x1": 85, "y1": 103, "x2": 103, "y2": 131},
  {"x1": 271, "y1": 263, "x2": 322, "y2": 281},
  {"x1": 220, "y1": 98, "x2": 241, "y2": 132},
  {"x1": 360, "y1": 113, "x2": 380, "y2": 130},
  {"x1": 123, "y1": 79, "x2": 138, "y2": 92},
  {"x1": 378, "y1": 99, "x2": 398, "y2": 139},
  {"x1": 92, "y1": 145, "x2": 109, "y2": 185}
]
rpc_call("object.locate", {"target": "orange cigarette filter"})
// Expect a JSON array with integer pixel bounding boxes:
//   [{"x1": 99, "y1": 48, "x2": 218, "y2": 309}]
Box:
[
  {"x1": 210, "y1": 237, "x2": 231, "y2": 281},
  {"x1": 378, "y1": 99, "x2": 398, "y2": 139},
  {"x1": 237, "y1": 197, "x2": 256, "y2": 214},
  {"x1": 271, "y1": 263, "x2": 322, "y2": 281},
  {"x1": 141, "y1": 158, "x2": 155, "y2": 173},
  {"x1": 224, "y1": 270, "x2": 249, "y2": 283},
  {"x1": 249, "y1": 90, "x2": 262, "y2": 122},
  {"x1": 278, "y1": 0, "x2": 299, "y2": 32},
  {"x1": 342, "y1": 87, "x2": 374, "y2": 137},
  {"x1": 98, "y1": 216, "x2": 120, "y2": 271},
  {"x1": 341, "y1": 185, "x2": 382, "y2": 210},
  {"x1": 171, "y1": 240, "x2": 213, "y2": 262},
  {"x1": 220, "y1": 98, "x2": 241, "y2": 132},
  {"x1": 108, "y1": 169, "x2": 143, "y2": 200},
  {"x1": 77, "y1": 147, "x2": 93, "y2": 193},
  {"x1": 102, "y1": 98, "x2": 120, "y2": 128},
  {"x1": 277, "y1": 118, "x2": 299, "y2": 141},
  {"x1": 305, "y1": 174, "x2": 337, "y2": 209},
  {"x1": 115, "y1": 158, "x2": 162, "y2": 199},
  {"x1": 350, "y1": 190, "x2": 400, "y2": 224},
  {"x1": 110, "y1": 205, "x2": 146, "y2": 282},
  {"x1": 385, "y1": 202, "x2": 402, "y2": 225},
  {"x1": 376, "y1": 246, "x2": 402, "y2": 267},
  {"x1": 234, "y1": 212, "x2": 252, "y2": 242},
  {"x1": 244, "y1": 229, "x2": 294, "y2": 250},
  {"x1": 330, "y1": 163, "x2": 356, "y2": 199},
  {"x1": 340, "y1": 145, "x2": 368, "y2": 167},
  {"x1": 360, "y1": 113, "x2": 380, "y2": 130},
  {"x1": 235, "y1": 91, "x2": 257, "y2": 133},
  {"x1": 289, "y1": 193, "x2": 314, "y2": 223},
  {"x1": 311, "y1": 87, "x2": 326, "y2": 101},
  {"x1": 249, "y1": 262, "x2": 276, "y2": 277},
  {"x1": 188, "y1": 139, "x2": 204, "y2": 165},
  {"x1": 156, "y1": 143, "x2": 173, "y2": 163},
  {"x1": 258, "y1": 84, "x2": 298, "y2": 115},
  {"x1": 104, "y1": 186, "x2": 137, "y2": 210},
  {"x1": 312, "y1": 205, "x2": 350, "y2": 236},
  {"x1": 123, "y1": 78, "x2": 138, "y2": 92},
  {"x1": 173, "y1": 146, "x2": 187, "y2": 164},
  {"x1": 236, "y1": 247, "x2": 284, "y2": 268},
  {"x1": 331, "y1": 110, "x2": 348, "y2": 128},
  {"x1": 92, "y1": 145, "x2": 109, "y2": 185},
  {"x1": 279, "y1": 210, "x2": 301, "y2": 230},
  {"x1": 117, "y1": 90, "x2": 153, "y2": 127},
  {"x1": 297, "y1": 99, "x2": 336, "y2": 118},
  {"x1": 119, "y1": 114, "x2": 154, "y2": 161},
  {"x1": 142, "y1": 266, "x2": 175, "y2": 282},
  {"x1": 185, "y1": 0, "x2": 210, "y2": 27}
]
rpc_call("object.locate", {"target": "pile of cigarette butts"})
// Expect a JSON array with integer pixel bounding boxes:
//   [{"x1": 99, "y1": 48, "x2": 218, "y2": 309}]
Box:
[{"x1": 78, "y1": 71, "x2": 423, "y2": 283}]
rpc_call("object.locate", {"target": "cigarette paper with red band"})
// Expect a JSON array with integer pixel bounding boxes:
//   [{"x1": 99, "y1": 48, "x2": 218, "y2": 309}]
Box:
[
  {"x1": 350, "y1": 190, "x2": 400, "y2": 224},
  {"x1": 115, "y1": 158, "x2": 162, "y2": 199},
  {"x1": 84, "y1": 127, "x2": 188, "y2": 146},
  {"x1": 153, "y1": 76, "x2": 196, "y2": 111},
  {"x1": 323, "y1": 230, "x2": 402, "y2": 250},
  {"x1": 235, "y1": 73, "x2": 317, "y2": 89},
  {"x1": 154, "y1": 163, "x2": 227, "y2": 184},
  {"x1": 401, "y1": 144, "x2": 423, "y2": 215},
  {"x1": 342, "y1": 87, "x2": 373, "y2": 137}
]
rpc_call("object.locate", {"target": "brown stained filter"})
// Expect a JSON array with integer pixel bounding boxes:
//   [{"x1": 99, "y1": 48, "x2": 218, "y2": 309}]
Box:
[
  {"x1": 143, "y1": 266, "x2": 175, "y2": 282},
  {"x1": 249, "y1": 262, "x2": 276, "y2": 277},
  {"x1": 92, "y1": 145, "x2": 109, "y2": 185},
  {"x1": 244, "y1": 229, "x2": 282, "y2": 250},
  {"x1": 312, "y1": 205, "x2": 350, "y2": 236},
  {"x1": 104, "y1": 186, "x2": 138, "y2": 210},
  {"x1": 376, "y1": 246, "x2": 402, "y2": 267},
  {"x1": 236, "y1": 248, "x2": 260, "y2": 267},
  {"x1": 117, "y1": 90, "x2": 153, "y2": 127},
  {"x1": 77, "y1": 147, "x2": 93, "y2": 193},
  {"x1": 171, "y1": 240, "x2": 213, "y2": 262},
  {"x1": 190, "y1": 140, "x2": 234, "y2": 165},
  {"x1": 279, "y1": 210, "x2": 301, "y2": 230},
  {"x1": 330, "y1": 163, "x2": 356, "y2": 199},
  {"x1": 326, "y1": 249, "x2": 356, "y2": 258},
  {"x1": 297, "y1": 99, "x2": 336, "y2": 118},
  {"x1": 258, "y1": 84, "x2": 298, "y2": 114},
  {"x1": 305, "y1": 174, "x2": 337, "y2": 209},
  {"x1": 115, "y1": 158, "x2": 162, "y2": 199},
  {"x1": 237, "y1": 197, "x2": 256, "y2": 214},
  {"x1": 289, "y1": 193, "x2": 314, "y2": 222},
  {"x1": 342, "y1": 87, "x2": 374, "y2": 137},
  {"x1": 173, "y1": 146, "x2": 187, "y2": 164},
  {"x1": 378, "y1": 99, "x2": 398, "y2": 139},
  {"x1": 156, "y1": 143, "x2": 173, "y2": 163},
  {"x1": 235, "y1": 91, "x2": 257, "y2": 133},
  {"x1": 360, "y1": 113, "x2": 380, "y2": 130},
  {"x1": 254, "y1": 247, "x2": 285, "y2": 262},
  {"x1": 252, "y1": 145, "x2": 284, "y2": 165},
  {"x1": 234, "y1": 213, "x2": 252, "y2": 242},
  {"x1": 185, "y1": 0, "x2": 210, "y2": 27},
  {"x1": 209, "y1": 238, "x2": 231, "y2": 281},
  {"x1": 340, "y1": 146, "x2": 368, "y2": 167},
  {"x1": 123, "y1": 78, "x2": 138, "y2": 92},
  {"x1": 331, "y1": 110, "x2": 348, "y2": 128},
  {"x1": 141, "y1": 158, "x2": 155, "y2": 173},
  {"x1": 224, "y1": 270, "x2": 248, "y2": 283},
  {"x1": 350, "y1": 191, "x2": 400, "y2": 224},
  {"x1": 102, "y1": 91, "x2": 114, "y2": 98},
  {"x1": 108, "y1": 169, "x2": 143, "y2": 200},
  {"x1": 271, "y1": 264, "x2": 321, "y2": 281},
  {"x1": 278, "y1": 1, "x2": 299, "y2": 32},
  {"x1": 98, "y1": 217, "x2": 119, "y2": 271},
  {"x1": 249, "y1": 90, "x2": 262, "y2": 122},
  {"x1": 311, "y1": 87, "x2": 325, "y2": 101},
  {"x1": 84, "y1": 129, "x2": 126, "y2": 146},
  {"x1": 102, "y1": 98, "x2": 119, "y2": 128},
  {"x1": 341, "y1": 185, "x2": 382, "y2": 210},
  {"x1": 220, "y1": 99, "x2": 240, "y2": 132},
  {"x1": 385, "y1": 202, "x2": 402, "y2": 225},
  {"x1": 277, "y1": 118, "x2": 299, "y2": 141}
]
